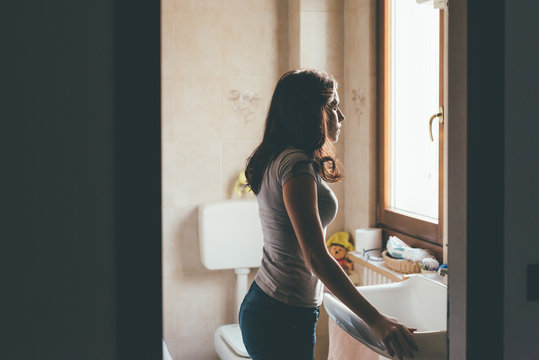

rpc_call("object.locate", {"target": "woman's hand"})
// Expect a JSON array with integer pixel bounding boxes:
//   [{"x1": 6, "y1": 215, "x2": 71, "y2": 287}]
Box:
[
  {"x1": 369, "y1": 314, "x2": 418, "y2": 359},
  {"x1": 282, "y1": 174, "x2": 418, "y2": 359}
]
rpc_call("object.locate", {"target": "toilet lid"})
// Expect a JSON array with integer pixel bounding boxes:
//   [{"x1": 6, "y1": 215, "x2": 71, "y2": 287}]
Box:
[{"x1": 220, "y1": 324, "x2": 250, "y2": 358}]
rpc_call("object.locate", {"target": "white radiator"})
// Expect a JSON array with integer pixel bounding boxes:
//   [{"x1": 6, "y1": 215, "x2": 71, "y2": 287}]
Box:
[
  {"x1": 359, "y1": 265, "x2": 395, "y2": 285},
  {"x1": 350, "y1": 253, "x2": 402, "y2": 286}
]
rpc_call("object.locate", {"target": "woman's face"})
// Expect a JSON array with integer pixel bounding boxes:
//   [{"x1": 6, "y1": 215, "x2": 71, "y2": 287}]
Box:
[{"x1": 326, "y1": 90, "x2": 345, "y2": 143}]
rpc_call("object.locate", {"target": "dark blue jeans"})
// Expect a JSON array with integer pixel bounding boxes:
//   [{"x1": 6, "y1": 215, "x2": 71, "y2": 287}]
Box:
[{"x1": 239, "y1": 281, "x2": 320, "y2": 360}]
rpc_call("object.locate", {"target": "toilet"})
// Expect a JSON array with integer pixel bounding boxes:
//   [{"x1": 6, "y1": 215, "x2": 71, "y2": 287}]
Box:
[{"x1": 198, "y1": 199, "x2": 264, "y2": 360}]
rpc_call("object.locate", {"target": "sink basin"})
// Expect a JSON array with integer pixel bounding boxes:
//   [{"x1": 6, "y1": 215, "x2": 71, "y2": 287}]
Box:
[{"x1": 323, "y1": 274, "x2": 447, "y2": 360}]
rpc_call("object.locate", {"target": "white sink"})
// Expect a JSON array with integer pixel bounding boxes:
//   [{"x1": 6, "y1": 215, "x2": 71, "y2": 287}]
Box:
[{"x1": 323, "y1": 274, "x2": 447, "y2": 360}]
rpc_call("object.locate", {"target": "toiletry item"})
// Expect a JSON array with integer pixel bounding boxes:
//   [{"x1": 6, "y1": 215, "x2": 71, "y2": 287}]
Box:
[
  {"x1": 355, "y1": 228, "x2": 382, "y2": 253},
  {"x1": 438, "y1": 263, "x2": 448, "y2": 276},
  {"x1": 420, "y1": 257, "x2": 440, "y2": 271},
  {"x1": 382, "y1": 250, "x2": 421, "y2": 274},
  {"x1": 386, "y1": 236, "x2": 439, "y2": 271},
  {"x1": 387, "y1": 236, "x2": 430, "y2": 262}
]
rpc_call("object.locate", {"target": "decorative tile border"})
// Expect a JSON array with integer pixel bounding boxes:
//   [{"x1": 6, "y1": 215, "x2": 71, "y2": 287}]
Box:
[
  {"x1": 228, "y1": 89, "x2": 261, "y2": 124},
  {"x1": 351, "y1": 88, "x2": 366, "y2": 117}
]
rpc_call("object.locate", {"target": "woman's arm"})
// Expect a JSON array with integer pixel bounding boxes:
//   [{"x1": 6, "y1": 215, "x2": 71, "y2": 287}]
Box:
[{"x1": 283, "y1": 174, "x2": 418, "y2": 359}]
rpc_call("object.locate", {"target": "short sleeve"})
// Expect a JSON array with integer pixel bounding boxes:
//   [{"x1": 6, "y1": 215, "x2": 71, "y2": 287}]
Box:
[{"x1": 278, "y1": 149, "x2": 317, "y2": 187}]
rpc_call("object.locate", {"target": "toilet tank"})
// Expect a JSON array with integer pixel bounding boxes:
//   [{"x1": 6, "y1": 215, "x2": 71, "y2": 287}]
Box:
[{"x1": 198, "y1": 199, "x2": 264, "y2": 270}]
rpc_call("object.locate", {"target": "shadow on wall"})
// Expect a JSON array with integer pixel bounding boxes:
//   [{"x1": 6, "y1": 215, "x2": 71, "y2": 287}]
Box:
[
  {"x1": 175, "y1": 207, "x2": 239, "y2": 321},
  {"x1": 177, "y1": 208, "x2": 206, "y2": 273}
]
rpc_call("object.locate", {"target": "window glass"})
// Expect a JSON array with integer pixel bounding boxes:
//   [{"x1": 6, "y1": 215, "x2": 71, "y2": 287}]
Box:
[{"x1": 390, "y1": 0, "x2": 440, "y2": 221}]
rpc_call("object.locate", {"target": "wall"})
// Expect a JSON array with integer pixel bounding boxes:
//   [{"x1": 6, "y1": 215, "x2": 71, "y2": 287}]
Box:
[
  {"x1": 161, "y1": 0, "x2": 355, "y2": 358},
  {"x1": 161, "y1": 1, "x2": 289, "y2": 359},
  {"x1": 343, "y1": 0, "x2": 378, "y2": 232},
  {"x1": 161, "y1": 0, "x2": 381, "y2": 358}
]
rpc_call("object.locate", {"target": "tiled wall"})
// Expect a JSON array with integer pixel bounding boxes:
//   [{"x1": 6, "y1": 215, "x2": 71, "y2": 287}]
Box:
[
  {"x1": 162, "y1": 1, "x2": 375, "y2": 359},
  {"x1": 343, "y1": 0, "x2": 378, "y2": 231},
  {"x1": 162, "y1": 1, "x2": 289, "y2": 359}
]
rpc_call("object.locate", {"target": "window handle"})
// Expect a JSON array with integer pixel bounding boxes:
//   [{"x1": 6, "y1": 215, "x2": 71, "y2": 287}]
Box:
[{"x1": 429, "y1": 106, "x2": 444, "y2": 141}]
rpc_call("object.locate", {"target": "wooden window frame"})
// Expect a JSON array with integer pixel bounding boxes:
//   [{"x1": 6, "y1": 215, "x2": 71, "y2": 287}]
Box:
[{"x1": 377, "y1": 0, "x2": 445, "y2": 254}]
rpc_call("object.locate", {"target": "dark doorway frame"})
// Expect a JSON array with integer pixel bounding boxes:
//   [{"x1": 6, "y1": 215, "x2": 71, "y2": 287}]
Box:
[{"x1": 448, "y1": 0, "x2": 505, "y2": 358}]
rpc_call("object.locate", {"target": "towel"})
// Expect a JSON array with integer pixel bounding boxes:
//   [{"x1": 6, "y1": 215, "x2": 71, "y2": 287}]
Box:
[{"x1": 386, "y1": 236, "x2": 439, "y2": 270}]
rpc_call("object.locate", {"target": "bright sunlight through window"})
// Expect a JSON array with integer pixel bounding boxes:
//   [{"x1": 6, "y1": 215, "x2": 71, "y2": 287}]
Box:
[{"x1": 390, "y1": 0, "x2": 440, "y2": 222}]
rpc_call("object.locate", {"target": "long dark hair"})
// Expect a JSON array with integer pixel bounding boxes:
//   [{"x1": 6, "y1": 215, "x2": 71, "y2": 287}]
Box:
[{"x1": 245, "y1": 69, "x2": 342, "y2": 194}]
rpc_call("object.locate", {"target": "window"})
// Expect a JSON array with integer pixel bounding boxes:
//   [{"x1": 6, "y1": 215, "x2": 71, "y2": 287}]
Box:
[{"x1": 378, "y1": 0, "x2": 445, "y2": 246}]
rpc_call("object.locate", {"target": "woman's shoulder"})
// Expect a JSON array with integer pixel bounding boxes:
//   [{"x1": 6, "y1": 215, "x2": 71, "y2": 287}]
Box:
[
  {"x1": 276, "y1": 148, "x2": 314, "y2": 164},
  {"x1": 272, "y1": 148, "x2": 317, "y2": 185}
]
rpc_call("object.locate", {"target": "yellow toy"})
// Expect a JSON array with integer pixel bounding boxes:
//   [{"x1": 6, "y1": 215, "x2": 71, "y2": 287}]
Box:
[
  {"x1": 233, "y1": 171, "x2": 253, "y2": 198},
  {"x1": 326, "y1": 232, "x2": 355, "y2": 274}
]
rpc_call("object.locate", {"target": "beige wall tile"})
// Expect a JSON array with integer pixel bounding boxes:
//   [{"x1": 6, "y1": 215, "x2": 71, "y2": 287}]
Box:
[
  {"x1": 288, "y1": 0, "x2": 301, "y2": 69},
  {"x1": 174, "y1": 333, "x2": 219, "y2": 360},
  {"x1": 162, "y1": 141, "x2": 176, "y2": 209},
  {"x1": 344, "y1": 141, "x2": 377, "y2": 230},
  {"x1": 300, "y1": 11, "x2": 327, "y2": 70},
  {"x1": 344, "y1": 3, "x2": 376, "y2": 76},
  {"x1": 170, "y1": 77, "x2": 223, "y2": 141},
  {"x1": 175, "y1": 206, "x2": 207, "y2": 274},
  {"x1": 163, "y1": 274, "x2": 179, "y2": 339},
  {"x1": 222, "y1": 0, "x2": 288, "y2": 13},
  {"x1": 162, "y1": 206, "x2": 210, "y2": 275},
  {"x1": 221, "y1": 12, "x2": 287, "y2": 76},
  {"x1": 343, "y1": 0, "x2": 378, "y2": 236},
  {"x1": 161, "y1": 11, "x2": 176, "y2": 79},
  {"x1": 162, "y1": 207, "x2": 180, "y2": 276},
  {"x1": 165, "y1": 11, "x2": 221, "y2": 77},
  {"x1": 221, "y1": 76, "x2": 276, "y2": 141},
  {"x1": 162, "y1": 78, "x2": 175, "y2": 143},
  {"x1": 222, "y1": 140, "x2": 260, "y2": 198},
  {"x1": 277, "y1": 11, "x2": 291, "y2": 74},
  {"x1": 300, "y1": 11, "x2": 344, "y2": 74},
  {"x1": 345, "y1": 0, "x2": 374, "y2": 12},
  {"x1": 174, "y1": 271, "x2": 236, "y2": 337},
  {"x1": 173, "y1": 140, "x2": 222, "y2": 207},
  {"x1": 301, "y1": 0, "x2": 344, "y2": 12},
  {"x1": 341, "y1": 72, "x2": 376, "y2": 146}
]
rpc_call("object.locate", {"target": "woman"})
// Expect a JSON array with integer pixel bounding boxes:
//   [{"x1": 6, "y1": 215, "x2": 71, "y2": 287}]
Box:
[{"x1": 239, "y1": 69, "x2": 417, "y2": 360}]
